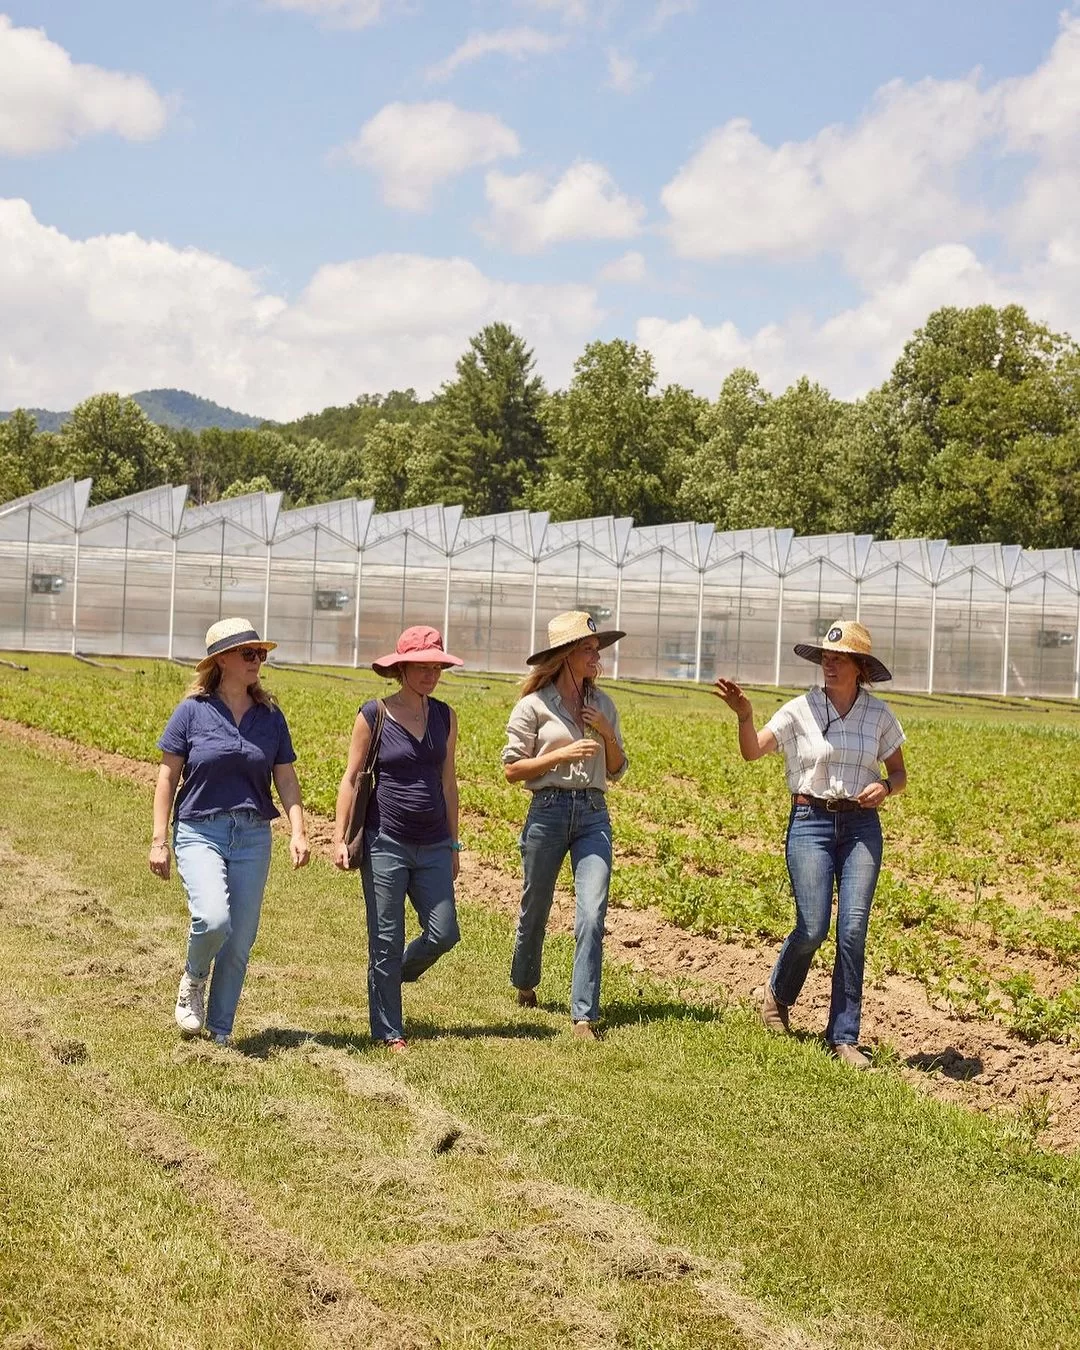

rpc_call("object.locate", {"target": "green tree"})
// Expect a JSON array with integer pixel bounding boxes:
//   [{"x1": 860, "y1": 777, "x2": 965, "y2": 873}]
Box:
[
  {"x1": 350, "y1": 420, "x2": 419, "y2": 512},
  {"x1": 277, "y1": 389, "x2": 429, "y2": 454},
  {"x1": 221, "y1": 474, "x2": 275, "y2": 499},
  {"x1": 57, "y1": 394, "x2": 179, "y2": 504},
  {"x1": 409, "y1": 323, "x2": 550, "y2": 515},
  {"x1": 0, "y1": 410, "x2": 61, "y2": 503},
  {"x1": 674, "y1": 368, "x2": 770, "y2": 526},
  {"x1": 822, "y1": 388, "x2": 905, "y2": 538},
  {"x1": 724, "y1": 377, "x2": 844, "y2": 534},
  {"x1": 886, "y1": 304, "x2": 1080, "y2": 543},
  {"x1": 531, "y1": 339, "x2": 679, "y2": 523}
]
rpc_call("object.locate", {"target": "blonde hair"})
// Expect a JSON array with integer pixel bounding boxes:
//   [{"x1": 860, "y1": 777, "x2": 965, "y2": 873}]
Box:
[
  {"x1": 184, "y1": 659, "x2": 276, "y2": 706},
  {"x1": 521, "y1": 641, "x2": 601, "y2": 697}
]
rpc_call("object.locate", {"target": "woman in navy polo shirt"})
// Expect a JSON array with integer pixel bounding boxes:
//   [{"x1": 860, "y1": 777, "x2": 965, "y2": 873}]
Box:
[
  {"x1": 332, "y1": 626, "x2": 463, "y2": 1052},
  {"x1": 149, "y1": 617, "x2": 310, "y2": 1045}
]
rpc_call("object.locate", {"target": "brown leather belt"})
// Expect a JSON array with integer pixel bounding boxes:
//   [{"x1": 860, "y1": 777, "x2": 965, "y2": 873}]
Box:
[{"x1": 792, "y1": 794, "x2": 864, "y2": 813}]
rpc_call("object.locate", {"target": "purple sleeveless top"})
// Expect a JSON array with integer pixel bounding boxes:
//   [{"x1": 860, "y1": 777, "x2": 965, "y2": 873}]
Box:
[{"x1": 361, "y1": 697, "x2": 451, "y2": 846}]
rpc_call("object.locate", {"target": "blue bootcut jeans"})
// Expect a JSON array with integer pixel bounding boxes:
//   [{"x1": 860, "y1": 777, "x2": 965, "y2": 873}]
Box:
[
  {"x1": 770, "y1": 801, "x2": 884, "y2": 1047},
  {"x1": 173, "y1": 809, "x2": 273, "y2": 1039},
  {"x1": 360, "y1": 829, "x2": 460, "y2": 1044},
  {"x1": 511, "y1": 787, "x2": 612, "y2": 1024}
]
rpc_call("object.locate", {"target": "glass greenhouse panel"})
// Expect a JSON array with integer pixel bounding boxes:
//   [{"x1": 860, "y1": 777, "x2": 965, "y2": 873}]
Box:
[{"x1": 3, "y1": 479, "x2": 1080, "y2": 699}]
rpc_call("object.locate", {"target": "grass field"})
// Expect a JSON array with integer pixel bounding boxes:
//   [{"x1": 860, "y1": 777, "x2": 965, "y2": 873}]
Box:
[{"x1": 2, "y1": 726, "x2": 1080, "y2": 1349}]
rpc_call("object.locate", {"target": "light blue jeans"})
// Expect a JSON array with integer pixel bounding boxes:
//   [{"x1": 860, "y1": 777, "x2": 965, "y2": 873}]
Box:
[
  {"x1": 511, "y1": 787, "x2": 612, "y2": 1024},
  {"x1": 173, "y1": 810, "x2": 272, "y2": 1039},
  {"x1": 360, "y1": 829, "x2": 460, "y2": 1044},
  {"x1": 771, "y1": 801, "x2": 884, "y2": 1046}
]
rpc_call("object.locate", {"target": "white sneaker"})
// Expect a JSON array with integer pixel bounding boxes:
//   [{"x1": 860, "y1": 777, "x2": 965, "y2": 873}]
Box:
[{"x1": 175, "y1": 972, "x2": 207, "y2": 1034}]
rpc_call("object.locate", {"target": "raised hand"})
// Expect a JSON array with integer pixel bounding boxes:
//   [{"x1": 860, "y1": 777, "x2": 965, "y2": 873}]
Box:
[{"x1": 712, "y1": 677, "x2": 752, "y2": 720}]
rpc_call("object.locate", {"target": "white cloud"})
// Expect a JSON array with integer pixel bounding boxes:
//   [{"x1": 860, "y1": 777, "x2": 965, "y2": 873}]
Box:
[
  {"x1": 605, "y1": 48, "x2": 649, "y2": 94},
  {"x1": 261, "y1": 0, "x2": 393, "y2": 29},
  {"x1": 637, "y1": 245, "x2": 1016, "y2": 399},
  {"x1": 662, "y1": 77, "x2": 993, "y2": 275},
  {"x1": 1001, "y1": 12, "x2": 1080, "y2": 156},
  {"x1": 598, "y1": 250, "x2": 646, "y2": 283},
  {"x1": 660, "y1": 13, "x2": 1080, "y2": 288},
  {"x1": 0, "y1": 198, "x2": 602, "y2": 421},
  {"x1": 337, "y1": 102, "x2": 520, "y2": 211},
  {"x1": 426, "y1": 27, "x2": 567, "y2": 82},
  {"x1": 0, "y1": 15, "x2": 167, "y2": 156},
  {"x1": 484, "y1": 160, "x2": 645, "y2": 251}
]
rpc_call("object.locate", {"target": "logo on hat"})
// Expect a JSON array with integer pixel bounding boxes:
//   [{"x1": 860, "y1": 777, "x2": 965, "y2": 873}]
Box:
[
  {"x1": 587, "y1": 617, "x2": 597, "y2": 632},
  {"x1": 827, "y1": 626, "x2": 844, "y2": 642}
]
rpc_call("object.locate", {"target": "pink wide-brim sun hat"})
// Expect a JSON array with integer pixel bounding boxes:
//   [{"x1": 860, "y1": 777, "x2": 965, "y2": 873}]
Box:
[{"x1": 371, "y1": 625, "x2": 464, "y2": 677}]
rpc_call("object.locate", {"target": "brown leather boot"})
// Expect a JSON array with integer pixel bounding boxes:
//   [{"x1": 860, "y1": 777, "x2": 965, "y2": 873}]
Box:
[
  {"x1": 516, "y1": 988, "x2": 538, "y2": 1008},
  {"x1": 832, "y1": 1043, "x2": 871, "y2": 1071},
  {"x1": 760, "y1": 980, "x2": 790, "y2": 1034}
]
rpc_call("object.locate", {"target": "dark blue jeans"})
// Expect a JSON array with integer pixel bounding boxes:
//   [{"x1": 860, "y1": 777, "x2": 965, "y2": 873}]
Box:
[
  {"x1": 771, "y1": 802, "x2": 884, "y2": 1046},
  {"x1": 360, "y1": 829, "x2": 460, "y2": 1043},
  {"x1": 511, "y1": 787, "x2": 612, "y2": 1023}
]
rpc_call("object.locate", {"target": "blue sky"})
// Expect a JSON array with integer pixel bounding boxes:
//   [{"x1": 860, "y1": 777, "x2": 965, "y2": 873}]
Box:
[{"x1": 2, "y1": 0, "x2": 1079, "y2": 418}]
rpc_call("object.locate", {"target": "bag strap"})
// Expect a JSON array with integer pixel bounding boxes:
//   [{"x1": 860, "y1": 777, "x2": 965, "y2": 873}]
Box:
[{"x1": 363, "y1": 699, "x2": 386, "y2": 773}]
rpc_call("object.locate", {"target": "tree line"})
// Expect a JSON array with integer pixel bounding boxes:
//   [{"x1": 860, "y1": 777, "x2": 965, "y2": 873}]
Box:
[{"x1": 2, "y1": 304, "x2": 1079, "y2": 548}]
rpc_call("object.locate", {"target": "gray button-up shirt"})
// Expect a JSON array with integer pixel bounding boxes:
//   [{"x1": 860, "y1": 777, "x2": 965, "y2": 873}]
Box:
[{"x1": 501, "y1": 684, "x2": 629, "y2": 792}]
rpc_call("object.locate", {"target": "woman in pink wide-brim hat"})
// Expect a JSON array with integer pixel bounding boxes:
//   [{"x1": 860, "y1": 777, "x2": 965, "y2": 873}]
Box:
[{"x1": 333, "y1": 626, "x2": 464, "y2": 1052}]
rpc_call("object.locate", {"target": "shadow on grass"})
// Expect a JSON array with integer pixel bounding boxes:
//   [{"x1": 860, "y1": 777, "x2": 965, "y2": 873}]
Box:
[
  {"x1": 236, "y1": 1017, "x2": 558, "y2": 1058},
  {"x1": 234, "y1": 1025, "x2": 370, "y2": 1059},
  {"x1": 906, "y1": 1047, "x2": 984, "y2": 1080},
  {"x1": 405, "y1": 1017, "x2": 558, "y2": 1044}
]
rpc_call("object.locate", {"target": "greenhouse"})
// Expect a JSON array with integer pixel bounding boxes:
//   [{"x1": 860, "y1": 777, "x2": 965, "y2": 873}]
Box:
[{"x1": 1, "y1": 477, "x2": 1079, "y2": 698}]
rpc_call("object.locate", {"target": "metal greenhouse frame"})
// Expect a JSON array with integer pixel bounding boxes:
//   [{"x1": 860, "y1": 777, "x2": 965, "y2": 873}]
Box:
[{"x1": 2, "y1": 478, "x2": 1079, "y2": 698}]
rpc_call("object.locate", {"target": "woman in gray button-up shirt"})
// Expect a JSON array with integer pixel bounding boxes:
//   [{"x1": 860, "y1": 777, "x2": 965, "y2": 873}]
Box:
[{"x1": 501, "y1": 611, "x2": 629, "y2": 1040}]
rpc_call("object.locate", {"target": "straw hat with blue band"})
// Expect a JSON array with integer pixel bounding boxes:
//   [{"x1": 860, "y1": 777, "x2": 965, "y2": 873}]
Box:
[
  {"x1": 527, "y1": 610, "x2": 625, "y2": 666},
  {"x1": 196, "y1": 616, "x2": 277, "y2": 672},
  {"x1": 793, "y1": 619, "x2": 892, "y2": 684}
]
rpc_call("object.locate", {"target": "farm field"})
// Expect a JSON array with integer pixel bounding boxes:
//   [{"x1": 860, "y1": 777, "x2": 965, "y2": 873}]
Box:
[
  {"x1": 2, "y1": 705, "x2": 1080, "y2": 1348},
  {"x1": 2, "y1": 653, "x2": 1080, "y2": 1045}
]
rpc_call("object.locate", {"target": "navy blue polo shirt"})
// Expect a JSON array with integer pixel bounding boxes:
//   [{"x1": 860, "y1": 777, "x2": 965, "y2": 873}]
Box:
[{"x1": 158, "y1": 695, "x2": 296, "y2": 823}]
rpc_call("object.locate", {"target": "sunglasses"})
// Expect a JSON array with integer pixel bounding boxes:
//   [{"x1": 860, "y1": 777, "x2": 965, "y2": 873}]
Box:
[{"x1": 237, "y1": 647, "x2": 268, "y2": 663}]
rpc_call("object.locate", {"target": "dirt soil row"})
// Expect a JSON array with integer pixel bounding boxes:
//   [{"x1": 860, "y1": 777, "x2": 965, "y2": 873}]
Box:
[{"x1": 4, "y1": 715, "x2": 1080, "y2": 1153}]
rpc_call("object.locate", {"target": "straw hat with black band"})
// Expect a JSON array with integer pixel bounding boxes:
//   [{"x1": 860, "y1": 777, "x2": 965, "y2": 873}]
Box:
[
  {"x1": 527, "y1": 611, "x2": 625, "y2": 666},
  {"x1": 793, "y1": 620, "x2": 892, "y2": 684},
  {"x1": 195, "y1": 617, "x2": 277, "y2": 672}
]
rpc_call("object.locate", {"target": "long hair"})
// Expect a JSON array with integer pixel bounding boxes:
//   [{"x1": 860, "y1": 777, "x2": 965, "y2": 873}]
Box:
[
  {"x1": 854, "y1": 656, "x2": 875, "y2": 690},
  {"x1": 521, "y1": 641, "x2": 600, "y2": 698},
  {"x1": 184, "y1": 659, "x2": 276, "y2": 706}
]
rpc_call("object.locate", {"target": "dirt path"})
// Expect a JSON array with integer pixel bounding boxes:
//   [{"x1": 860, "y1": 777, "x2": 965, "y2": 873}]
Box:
[{"x1": 4, "y1": 715, "x2": 1080, "y2": 1152}]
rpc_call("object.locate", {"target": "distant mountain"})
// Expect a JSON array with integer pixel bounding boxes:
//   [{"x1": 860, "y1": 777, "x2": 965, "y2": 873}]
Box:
[{"x1": 0, "y1": 388, "x2": 267, "y2": 433}]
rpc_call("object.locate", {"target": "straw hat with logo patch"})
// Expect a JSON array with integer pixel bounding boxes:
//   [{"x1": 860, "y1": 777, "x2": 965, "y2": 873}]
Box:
[
  {"x1": 527, "y1": 610, "x2": 626, "y2": 666},
  {"x1": 793, "y1": 619, "x2": 892, "y2": 684},
  {"x1": 196, "y1": 617, "x2": 276, "y2": 672}
]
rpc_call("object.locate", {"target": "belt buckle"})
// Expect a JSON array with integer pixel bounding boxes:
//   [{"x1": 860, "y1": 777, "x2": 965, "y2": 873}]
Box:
[{"x1": 826, "y1": 798, "x2": 843, "y2": 813}]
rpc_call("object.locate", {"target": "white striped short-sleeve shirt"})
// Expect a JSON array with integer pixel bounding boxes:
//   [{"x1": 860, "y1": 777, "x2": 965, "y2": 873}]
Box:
[{"x1": 764, "y1": 687, "x2": 905, "y2": 799}]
